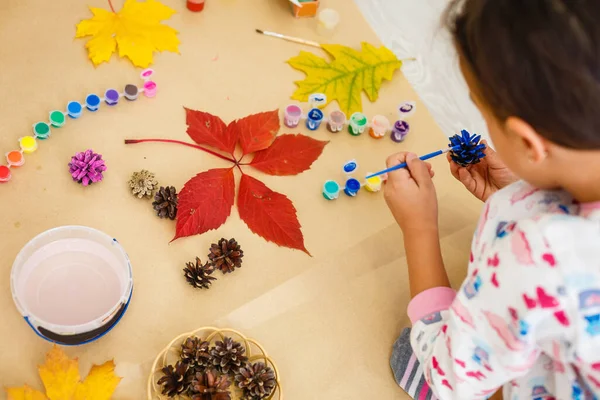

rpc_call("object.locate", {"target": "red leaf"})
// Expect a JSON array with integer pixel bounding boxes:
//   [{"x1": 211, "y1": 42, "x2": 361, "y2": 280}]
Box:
[
  {"x1": 249, "y1": 134, "x2": 329, "y2": 176},
  {"x1": 237, "y1": 174, "x2": 309, "y2": 254},
  {"x1": 173, "y1": 168, "x2": 235, "y2": 241},
  {"x1": 234, "y1": 109, "x2": 280, "y2": 155},
  {"x1": 185, "y1": 108, "x2": 237, "y2": 155}
]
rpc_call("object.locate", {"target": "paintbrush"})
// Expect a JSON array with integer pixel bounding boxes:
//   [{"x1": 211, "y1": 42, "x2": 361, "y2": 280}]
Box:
[
  {"x1": 365, "y1": 130, "x2": 486, "y2": 179},
  {"x1": 255, "y1": 29, "x2": 322, "y2": 48}
]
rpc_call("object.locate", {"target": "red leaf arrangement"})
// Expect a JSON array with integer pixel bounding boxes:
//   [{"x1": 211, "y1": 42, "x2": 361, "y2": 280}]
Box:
[{"x1": 125, "y1": 108, "x2": 328, "y2": 254}]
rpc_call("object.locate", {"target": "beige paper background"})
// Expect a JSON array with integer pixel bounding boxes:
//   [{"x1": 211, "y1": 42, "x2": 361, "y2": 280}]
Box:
[{"x1": 0, "y1": 0, "x2": 482, "y2": 398}]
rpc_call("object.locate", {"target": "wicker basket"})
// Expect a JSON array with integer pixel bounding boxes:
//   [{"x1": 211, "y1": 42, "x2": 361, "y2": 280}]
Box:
[{"x1": 148, "y1": 327, "x2": 282, "y2": 400}]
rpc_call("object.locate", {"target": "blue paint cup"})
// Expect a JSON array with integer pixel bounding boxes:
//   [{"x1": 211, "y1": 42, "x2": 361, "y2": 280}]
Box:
[
  {"x1": 67, "y1": 101, "x2": 83, "y2": 119},
  {"x1": 85, "y1": 94, "x2": 101, "y2": 112},
  {"x1": 306, "y1": 108, "x2": 324, "y2": 131},
  {"x1": 343, "y1": 160, "x2": 358, "y2": 175},
  {"x1": 344, "y1": 178, "x2": 361, "y2": 197}
]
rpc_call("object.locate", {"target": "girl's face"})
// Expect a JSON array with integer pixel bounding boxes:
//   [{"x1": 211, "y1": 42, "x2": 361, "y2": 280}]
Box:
[{"x1": 460, "y1": 60, "x2": 559, "y2": 190}]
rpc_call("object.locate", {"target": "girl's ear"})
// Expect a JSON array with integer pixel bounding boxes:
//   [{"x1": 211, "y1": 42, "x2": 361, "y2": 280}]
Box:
[{"x1": 505, "y1": 117, "x2": 548, "y2": 163}]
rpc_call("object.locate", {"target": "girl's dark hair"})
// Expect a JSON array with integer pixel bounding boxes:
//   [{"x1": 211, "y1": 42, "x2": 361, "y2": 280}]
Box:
[{"x1": 445, "y1": 0, "x2": 600, "y2": 149}]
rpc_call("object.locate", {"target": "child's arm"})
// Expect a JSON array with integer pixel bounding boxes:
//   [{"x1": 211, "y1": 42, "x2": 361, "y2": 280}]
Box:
[{"x1": 384, "y1": 152, "x2": 451, "y2": 296}]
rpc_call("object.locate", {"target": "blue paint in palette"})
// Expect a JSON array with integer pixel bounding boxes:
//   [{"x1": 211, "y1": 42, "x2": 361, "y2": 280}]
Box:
[
  {"x1": 344, "y1": 178, "x2": 361, "y2": 197},
  {"x1": 67, "y1": 101, "x2": 83, "y2": 119},
  {"x1": 343, "y1": 160, "x2": 358, "y2": 174},
  {"x1": 85, "y1": 94, "x2": 101, "y2": 112}
]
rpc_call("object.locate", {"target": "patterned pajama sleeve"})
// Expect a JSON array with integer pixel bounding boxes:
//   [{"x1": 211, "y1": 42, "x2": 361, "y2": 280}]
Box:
[{"x1": 406, "y1": 218, "x2": 571, "y2": 400}]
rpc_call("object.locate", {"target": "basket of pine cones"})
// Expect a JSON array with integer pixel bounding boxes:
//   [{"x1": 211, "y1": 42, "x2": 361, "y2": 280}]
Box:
[{"x1": 147, "y1": 327, "x2": 282, "y2": 400}]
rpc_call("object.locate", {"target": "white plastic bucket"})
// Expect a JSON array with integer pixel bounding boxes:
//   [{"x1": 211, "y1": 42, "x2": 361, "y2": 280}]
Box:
[{"x1": 10, "y1": 226, "x2": 133, "y2": 345}]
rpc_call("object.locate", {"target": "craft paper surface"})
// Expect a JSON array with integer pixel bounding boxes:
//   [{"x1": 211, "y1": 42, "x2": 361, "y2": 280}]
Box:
[
  {"x1": 0, "y1": 0, "x2": 482, "y2": 398},
  {"x1": 75, "y1": 0, "x2": 180, "y2": 67},
  {"x1": 288, "y1": 42, "x2": 402, "y2": 115}
]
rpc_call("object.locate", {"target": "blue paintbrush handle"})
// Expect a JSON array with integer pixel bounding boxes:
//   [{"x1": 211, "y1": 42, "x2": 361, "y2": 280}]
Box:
[{"x1": 365, "y1": 149, "x2": 449, "y2": 179}]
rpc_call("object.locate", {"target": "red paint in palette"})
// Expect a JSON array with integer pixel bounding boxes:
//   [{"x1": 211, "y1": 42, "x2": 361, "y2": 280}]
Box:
[{"x1": 0, "y1": 165, "x2": 11, "y2": 182}]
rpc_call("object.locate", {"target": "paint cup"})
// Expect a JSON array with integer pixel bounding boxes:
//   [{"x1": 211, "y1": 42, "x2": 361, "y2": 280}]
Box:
[
  {"x1": 344, "y1": 178, "x2": 361, "y2": 197},
  {"x1": 124, "y1": 84, "x2": 139, "y2": 101},
  {"x1": 20, "y1": 136, "x2": 38, "y2": 154},
  {"x1": 49, "y1": 111, "x2": 66, "y2": 128},
  {"x1": 364, "y1": 174, "x2": 383, "y2": 192},
  {"x1": 11, "y1": 226, "x2": 133, "y2": 345},
  {"x1": 187, "y1": 0, "x2": 205, "y2": 12},
  {"x1": 0, "y1": 165, "x2": 11, "y2": 183},
  {"x1": 143, "y1": 81, "x2": 157, "y2": 98},
  {"x1": 342, "y1": 159, "x2": 358, "y2": 175},
  {"x1": 369, "y1": 115, "x2": 390, "y2": 139},
  {"x1": 323, "y1": 180, "x2": 340, "y2": 200},
  {"x1": 140, "y1": 68, "x2": 154, "y2": 80},
  {"x1": 308, "y1": 93, "x2": 327, "y2": 109},
  {"x1": 349, "y1": 112, "x2": 368, "y2": 135},
  {"x1": 284, "y1": 105, "x2": 303, "y2": 128},
  {"x1": 6, "y1": 150, "x2": 24, "y2": 167},
  {"x1": 105, "y1": 89, "x2": 120, "y2": 106},
  {"x1": 33, "y1": 122, "x2": 51, "y2": 140},
  {"x1": 398, "y1": 101, "x2": 416, "y2": 119},
  {"x1": 85, "y1": 94, "x2": 101, "y2": 112},
  {"x1": 391, "y1": 120, "x2": 410, "y2": 143},
  {"x1": 328, "y1": 110, "x2": 346, "y2": 133},
  {"x1": 67, "y1": 101, "x2": 83, "y2": 119},
  {"x1": 306, "y1": 108, "x2": 324, "y2": 131},
  {"x1": 317, "y1": 8, "x2": 340, "y2": 37}
]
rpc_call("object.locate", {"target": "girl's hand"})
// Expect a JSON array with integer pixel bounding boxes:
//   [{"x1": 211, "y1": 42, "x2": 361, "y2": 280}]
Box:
[
  {"x1": 384, "y1": 152, "x2": 438, "y2": 233},
  {"x1": 448, "y1": 140, "x2": 518, "y2": 202}
]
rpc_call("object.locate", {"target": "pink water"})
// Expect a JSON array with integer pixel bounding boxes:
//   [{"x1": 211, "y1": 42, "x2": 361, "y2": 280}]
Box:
[{"x1": 18, "y1": 238, "x2": 123, "y2": 326}]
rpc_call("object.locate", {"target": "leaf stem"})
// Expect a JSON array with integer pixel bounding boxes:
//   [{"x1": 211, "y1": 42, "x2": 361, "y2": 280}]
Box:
[
  {"x1": 124, "y1": 139, "x2": 237, "y2": 164},
  {"x1": 108, "y1": 0, "x2": 116, "y2": 12}
]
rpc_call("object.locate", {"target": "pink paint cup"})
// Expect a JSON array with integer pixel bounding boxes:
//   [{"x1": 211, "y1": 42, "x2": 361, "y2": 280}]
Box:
[{"x1": 284, "y1": 105, "x2": 303, "y2": 128}]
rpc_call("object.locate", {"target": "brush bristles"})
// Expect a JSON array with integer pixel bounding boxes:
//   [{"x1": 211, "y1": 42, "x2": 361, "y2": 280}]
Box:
[
  {"x1": 449, "y1": 129, "x2": 486, "y2": 167},
  {"x1": 255, "y1": 29, "x2": 264, "y2": 34}
]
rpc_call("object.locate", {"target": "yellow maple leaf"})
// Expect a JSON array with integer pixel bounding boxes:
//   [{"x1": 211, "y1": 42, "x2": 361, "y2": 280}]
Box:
[
  {"x1": 5, "y1": 385, "x2": 47, "y2": 400},
  {"x1": 287, "y1": 42, "x2": 402, "y2": 115},
  {"x1": 5, "y1": 346, "x2": 121, "y2": 400},
  {"x1": 75, "y1": 0, "x2": 180, "y2": 68}
]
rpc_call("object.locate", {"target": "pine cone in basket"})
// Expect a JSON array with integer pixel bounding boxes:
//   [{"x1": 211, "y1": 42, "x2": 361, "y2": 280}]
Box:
[
  {"x1": 128, "y1": 169, "x2": 158, "y2": 198},
  {"x1": 208, "y1": 238, "x2": 244, "y2": 274},
  {"x1": 153, "y1": 186, "x2": 178, "y2": 220},
  {"x1": 183, "y1": 257, "x2": 216, "y2": 289},
  {"x1": 181, "y1": 336, "x2": 213, "y2": 371},
  {"x1": 190, "y1": 369, "x2": 232, "y2": 400},
  {"x1": 210, "y1": 337, "x2": 248, "y2": 374},
  {"x1": 235, "y1": 362, "x2": 276, "y2": 399},
  {"x1": 157, "y1": 360, "x2": 193, "y2": 397}
]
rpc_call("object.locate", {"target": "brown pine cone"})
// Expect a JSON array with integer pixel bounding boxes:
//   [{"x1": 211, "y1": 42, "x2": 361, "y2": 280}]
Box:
[
  {"x1": 181, "y1": 336, "x2": 213, "y2": 371},
  {"x1": 235, "y1": 362, "x2": 276, "y2": 400},
  {"x1": 128, "y1": 170, "x2": 158, "y2": 198},
  {"x1": 210, "y1": 337, "x2": 248, "y2": 374},
  {"x1": 208, "y1": 238, "x2": 244, "y2": 274},
  {"x1": 157, "y1": 361, "x2": 193, "y2": 397},
  {"x1": 153, "y1": 186, "x2": 178, "y2": 220},
  {"x1": 183, "y1": 257, "x2": 216, "y2": 289},
  {"x1": 190, "y1": 369, "x2": 232, "y2": 400}
]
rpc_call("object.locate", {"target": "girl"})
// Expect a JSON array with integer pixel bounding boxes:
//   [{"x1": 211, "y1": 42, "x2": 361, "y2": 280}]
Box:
[{"x1": 386, "y1": 1, "x2": 600, "y2": 399}]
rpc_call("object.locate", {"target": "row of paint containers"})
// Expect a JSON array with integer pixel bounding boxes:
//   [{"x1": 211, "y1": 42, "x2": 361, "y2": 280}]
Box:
[
  {"x1": 283, "y1": 95, "x2": 416, "y2": 142},
  {"x1": 322, "y1": 159, "x2": 385, "y2": 200}
]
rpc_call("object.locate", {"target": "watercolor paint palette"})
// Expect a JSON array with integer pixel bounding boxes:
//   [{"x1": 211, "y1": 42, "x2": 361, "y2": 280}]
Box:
[
  {"x1": 0, "y1": 69, "x2": 157, "y2": 184},
  {"x1": 284, "y1": 95, "x2": 416, "y2": 142}
]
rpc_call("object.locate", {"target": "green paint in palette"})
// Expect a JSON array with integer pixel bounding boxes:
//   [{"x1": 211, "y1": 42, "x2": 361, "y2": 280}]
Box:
[
  {"x1": 49, "y1": 111, "x2": 66, "y2": 128},
  {"x1": 33, "y1": 122, "x2": 51, "y2": 139}
]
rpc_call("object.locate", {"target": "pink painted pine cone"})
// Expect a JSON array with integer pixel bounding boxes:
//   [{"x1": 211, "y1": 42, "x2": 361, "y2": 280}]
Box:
[{"x1": 68, "y1": 149, "x2": 106, "y2": 186}]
